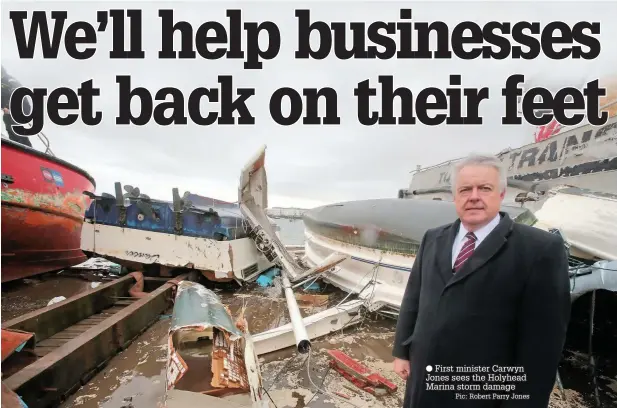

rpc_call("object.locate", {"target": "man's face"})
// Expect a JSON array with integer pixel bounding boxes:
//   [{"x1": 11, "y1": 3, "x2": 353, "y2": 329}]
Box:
[{"x1": 453, "y1": 165, "x2": 505, "y2": 229}]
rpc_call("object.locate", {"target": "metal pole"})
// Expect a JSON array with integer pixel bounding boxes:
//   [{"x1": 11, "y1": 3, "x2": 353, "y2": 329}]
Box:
[
  {"x1": 281, "y1": 274, "x2": 310, "y2": 353},
  {"x1": 589, "y1": 290, "x2": 600, "y2": 408}
]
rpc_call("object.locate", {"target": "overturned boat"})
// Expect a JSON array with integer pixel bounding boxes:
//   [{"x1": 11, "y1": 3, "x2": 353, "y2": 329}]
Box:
[
  {"x1": 302, "y1": 199, "x2": 536, "y2": 312},
  {"x1": 80, "y1": 183, "x2": 276, "y2": 282},
  {"x1": 301, "y1": 186, "x2": 617, "y2": 313},
  {"x1": 81, "y1": 146, "x2": 346, "y2": 292}
]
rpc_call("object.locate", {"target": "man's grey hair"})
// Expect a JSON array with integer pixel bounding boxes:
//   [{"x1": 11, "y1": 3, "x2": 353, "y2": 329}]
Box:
[{"x1": 450, "y1": 153, "x2": 508, "y2": 194}]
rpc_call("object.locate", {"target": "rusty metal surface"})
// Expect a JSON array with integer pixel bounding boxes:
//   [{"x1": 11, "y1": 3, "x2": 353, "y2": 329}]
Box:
[
  {"x1": 1, "y1": 138, "x2": 95, "y2": 282},
  {"x1": 1, "y1": 329, "x2": 34, "y2": 362},
  {"x1": 3, "y1": 275, "x2": 185, "y2": 408},
  {"x1": 2, "y1": 275, "x2": 134, "y2": 343},
  {"x1": 1, "y1": 203, "x2": 89, "y2": 282},
  {"x1": 1, "y1": 381, "x2": 28, "y2": 408}
]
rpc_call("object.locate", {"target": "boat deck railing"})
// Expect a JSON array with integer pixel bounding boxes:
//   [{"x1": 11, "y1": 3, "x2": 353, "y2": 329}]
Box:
[{"x1": 1, "y1": 111, "x2": 55, "y2": 156}]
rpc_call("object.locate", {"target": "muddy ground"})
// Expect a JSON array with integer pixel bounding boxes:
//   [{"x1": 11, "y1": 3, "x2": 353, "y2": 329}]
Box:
[
  {"x1": 1, "y1": 273, "x2": 93, "y2": 321},
  {"x1": 2, "y1": 275, "x2": 616, "y2": 408}
]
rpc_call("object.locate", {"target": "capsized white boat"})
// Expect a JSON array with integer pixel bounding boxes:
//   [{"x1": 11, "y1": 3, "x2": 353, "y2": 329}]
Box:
[
  {"x1": 301, "y1": 187, "x2": 617, "y2": 313},
  {"x1": 302, "y1": 199, "x2": 535, "y2": 312}
]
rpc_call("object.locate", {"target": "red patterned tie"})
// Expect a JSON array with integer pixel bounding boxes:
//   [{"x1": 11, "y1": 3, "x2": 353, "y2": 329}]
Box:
[{"x1": 454, "y1": 232, "x2": 477, "y2": 272}]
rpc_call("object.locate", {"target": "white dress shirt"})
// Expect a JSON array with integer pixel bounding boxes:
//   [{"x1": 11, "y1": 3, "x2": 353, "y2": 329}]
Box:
[{"x1": 451, "y1": 214, "x2": 501, "y2": 268}]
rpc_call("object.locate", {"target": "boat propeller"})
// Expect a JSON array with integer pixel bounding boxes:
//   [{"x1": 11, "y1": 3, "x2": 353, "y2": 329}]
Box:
[
  {"x1": 117, "y1": 183, "x2": 155, "y2": 219},
  {"x1": 123, "y1": 185, "x2": 152, "y2": 202},
  {"x1": 172, "y1": 188, "x2": 193, "y2": 212}
]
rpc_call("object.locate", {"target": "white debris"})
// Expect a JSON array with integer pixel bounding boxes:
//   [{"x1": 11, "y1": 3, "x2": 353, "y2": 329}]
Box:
[{"x1": 47, "y1": 296, "x2": 66, "y2": 306}]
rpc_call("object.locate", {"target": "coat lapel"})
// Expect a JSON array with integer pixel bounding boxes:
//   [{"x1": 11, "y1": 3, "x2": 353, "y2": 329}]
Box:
[
  {"x1": 445, "y1": 212, "x2": 514, "y2": 289},
  {"x1": 435, "y1": 219, "x2": 460, "y2": 284}
]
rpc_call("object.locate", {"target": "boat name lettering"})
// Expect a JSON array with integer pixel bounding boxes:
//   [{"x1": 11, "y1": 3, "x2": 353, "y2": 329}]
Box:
[
  {"x1": 438, "y1": 172, "x2": 451, "y2": 185},
  {"x1": 501, "y1": 121, "x2": 616, "y2": 171},
  {"x1": 435, "y1": 119, "x2": 617, "y2": 185},
  {"x1": 125, "y1": 250, "x2": 159, "y2": 262}
]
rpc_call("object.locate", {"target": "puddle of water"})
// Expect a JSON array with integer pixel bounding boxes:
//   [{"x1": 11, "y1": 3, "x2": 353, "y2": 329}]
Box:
[
  {"x1": 1, "y1": 274, "x2": 92, "y2": 320},
  {"x1": 61, "y1": 317, "x2": 170, "y2": 408}
]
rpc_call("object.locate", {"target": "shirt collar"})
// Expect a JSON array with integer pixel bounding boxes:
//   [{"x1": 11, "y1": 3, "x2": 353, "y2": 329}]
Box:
[{"x1": 457, "y1": 213, "x2": 501, "y2": 243}]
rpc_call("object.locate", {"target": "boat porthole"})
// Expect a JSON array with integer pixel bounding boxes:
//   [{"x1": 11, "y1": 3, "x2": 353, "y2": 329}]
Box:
[{"x1": 137, "y1": 213, "x2": 144, "y2": 221}]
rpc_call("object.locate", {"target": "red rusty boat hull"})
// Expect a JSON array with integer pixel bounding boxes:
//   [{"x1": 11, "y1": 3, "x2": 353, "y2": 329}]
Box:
[{"x1": 1, "y1": 138, "x2": 96, "y2": 282}]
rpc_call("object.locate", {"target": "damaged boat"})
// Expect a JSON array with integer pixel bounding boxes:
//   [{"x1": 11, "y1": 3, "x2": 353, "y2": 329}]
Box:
[
  {"x1": 80, "y1": 184, "x2": 275, "y2": 282},
  {"x1": 236, "y1": 147, "x2": 617, "y2": 316},
  {"x1": 399, "y1": 75, "x2": 617, "y2": 203},
  {"x1": 301, "y1": 199, "x2": 536, "y2": 312},
  {"x1": 164, "y1": 280, "x2": 268, "y2": 407},
  {"x1": 1, "y1": 66, "x2": 97, "y2": 282},
  {"x1": 303, "y1": 76, "x2": 617, "y2": 312}
]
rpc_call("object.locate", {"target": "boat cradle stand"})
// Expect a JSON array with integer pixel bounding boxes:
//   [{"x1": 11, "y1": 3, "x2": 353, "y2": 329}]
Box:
[{"x1": 1, "y1": 273, "x2": 187, "y2": 408}]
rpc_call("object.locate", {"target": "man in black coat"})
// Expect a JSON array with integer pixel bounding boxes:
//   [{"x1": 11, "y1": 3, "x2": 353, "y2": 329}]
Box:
[{"x1": 392, "y1": 154, "x2": 571, "y2": 407}]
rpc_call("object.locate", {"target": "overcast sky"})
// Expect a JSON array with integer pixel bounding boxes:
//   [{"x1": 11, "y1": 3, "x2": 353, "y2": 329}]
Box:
[{"x1": 2, "y1": 1, "x2": 617, "y2": 208}]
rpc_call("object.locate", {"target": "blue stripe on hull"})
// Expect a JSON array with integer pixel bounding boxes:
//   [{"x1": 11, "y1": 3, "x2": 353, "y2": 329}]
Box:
[{"x1": 349, "y1": 255, "x2": 414, "y2": 272}]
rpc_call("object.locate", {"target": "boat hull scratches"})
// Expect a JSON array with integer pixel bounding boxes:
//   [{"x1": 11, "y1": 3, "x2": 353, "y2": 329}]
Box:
[
  {"x1": 1, "y1": 138, "x2": 95, "y2": 282},
  {"x1": 2, "y1": 275, "x2": 185, "y2": 408},
  {"x1": 1, "y1": 192, "x2": 90, "y2": 282},
  {"x1": 304, "y1": 229, "x2": 414, "y2": 311},
  {"x1": 80, "y1": 222, "x2": 274, "y2": 281}
]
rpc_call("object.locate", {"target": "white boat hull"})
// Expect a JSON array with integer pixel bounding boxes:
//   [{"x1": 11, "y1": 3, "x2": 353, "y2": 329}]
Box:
[
  {"x1": 81, "y1": 222, "x2": 274, "y2": 280},
  {"x1": 303, "y1": 229, "x2": 414, "y2": 311}
]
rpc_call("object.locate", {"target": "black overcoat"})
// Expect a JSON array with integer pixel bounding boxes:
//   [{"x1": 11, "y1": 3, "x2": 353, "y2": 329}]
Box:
[{"x1": 392, "y1": 212, "x2": 571, "y2": 407}]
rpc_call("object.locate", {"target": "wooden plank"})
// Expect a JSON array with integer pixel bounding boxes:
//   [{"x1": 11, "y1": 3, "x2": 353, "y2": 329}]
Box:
[
  {"x1": 35, "y1": 339, "x2": 69, "y2": 348},
  {"x1": 115, "y1": 299, "x2": 137, "y2": 306},
  {"x1": 51, "y1": 328, "x2": 90, "y2": 336},
  {"x1": 81, "y1": 316, "x2": 108, "y2": 324},
  {"x1": 46, "y1": 333, "x2": 80, "y2": 340},
  {"x1": 84, "y1": 316, "x2": 108, "y2": 322},
  {"x1": 4, "y1": 275, "x2": 185, "y2": 408},
  {"x1": 33, "y1": 347, "x2": 56, "y2": 358},
  {"x1": 2, "y1": 275, "x2": 134, "y2": 343}
]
